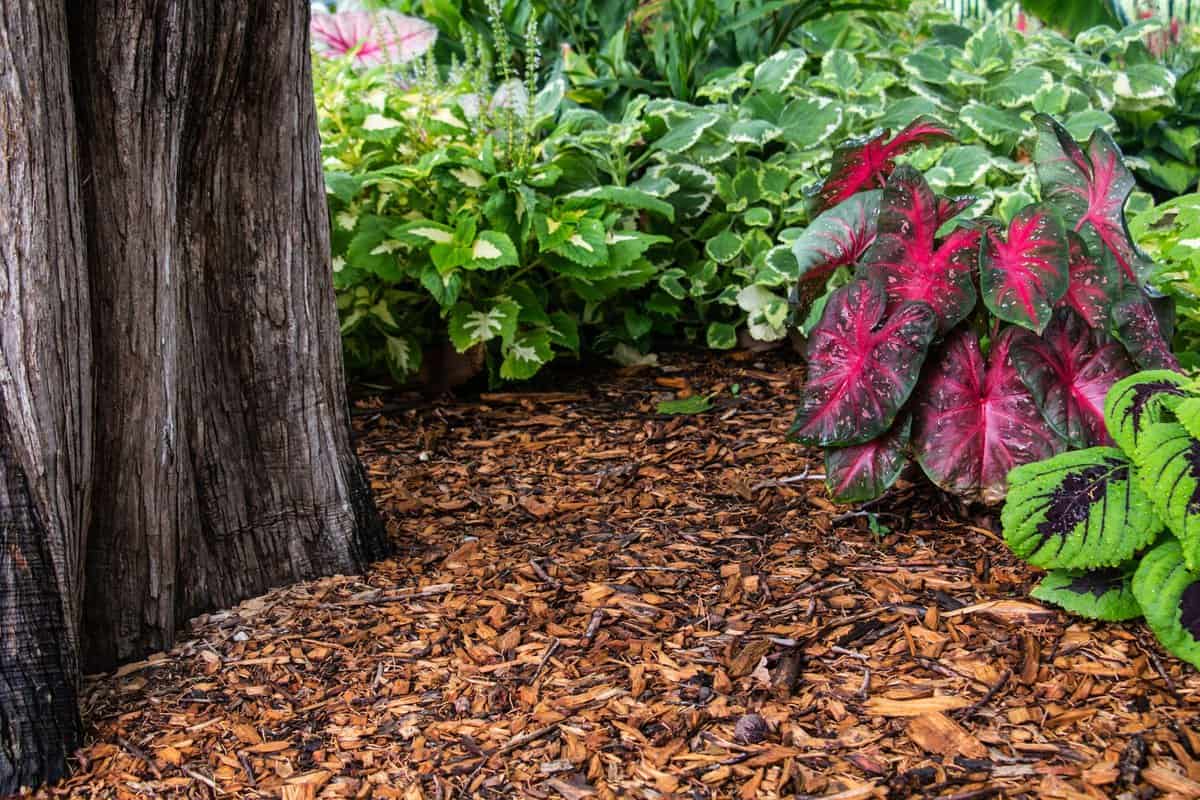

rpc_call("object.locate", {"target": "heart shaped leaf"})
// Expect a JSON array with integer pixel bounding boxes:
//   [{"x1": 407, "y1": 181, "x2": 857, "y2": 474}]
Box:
[
  {"x1": 1033, "y1": 113, "x2": 1146, "y2": 282},
  {"x1": 1135, "y1": 422, "x2": 1200, "y2": 570},
  {"x1": 1132, "y1": 540, "x2": 1200, "y2": 669},
  {"x1": 791, "y1": 191, "x2": 880, "y2": 285},
  {"x1": 816, "y1": 117, "x2": 955, "y2": 211},
  {"x1": 859, "y1": 167, "x2": 980, "y2": 333},
  {"x1": 791, "y1": 278, "x2": 938, "y2": 447},
  {"x1": 1111, "y1": 284, "x2": 1182, "y2": 371},
  {"x1": 1002, "y1": 447, "x2": 1163, "y2": 570},
  {"x1": 914, "y1": 328, "x2": 1064, "y2": 504},
  {"x1": 1011, "y1": 309, "x2": 1134, "y2": 448},
  {"x1": 825, "y1": 416, "x2": 911, "y2": 504},
  {"x1": 980, "y1": 204, "x2": 1070, "y2": 333},
  {"x1": 1031, "y1": 567, "x2": 1142, "y2": 622},
  {"x1": 1058, "y1": 232, "x2": 1116, "y2": 329}
]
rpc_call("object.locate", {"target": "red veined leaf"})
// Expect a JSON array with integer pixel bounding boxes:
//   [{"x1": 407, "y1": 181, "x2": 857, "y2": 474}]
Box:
[
  {"x1": 913, "y1": 327, "x2": 1064, "y2": 504},
  {"x1": 825, "y1": 416, "x2": 911, "y2": 504},
  {"x1": 1011, "y1": 308, "x2": 1134, "y2": 448},
  {"x1": 311, "y1": 11, "x2": 438, "y2": 66},
  {"x1": 979, "y1": 203, "x2": 1069, "y2": 334},
  {"x1": 816, "y1": 117, "x2": 955, "y2": 211},
  {"x1": 1058, "y1": 232, "x2": 1117, "y2": 329},
  {"x1": 791, "y1": 277, "x2": 938, "y2": 447},
  {"x1": 1112, "y1": 284, "x2": 1181, "y2": 371},
  {"x1": 859, "y1": 166, "x2": 980, "y2": 333},
  {"x1": 791, "y1": 191, "x2": 880, "y2": 284},
  {"x1": 937, "y1": 195, "x2": 978, "y2": 226},
  {"x1": 1033, "y1": 113, "x2": 1146, "y2": 283}
]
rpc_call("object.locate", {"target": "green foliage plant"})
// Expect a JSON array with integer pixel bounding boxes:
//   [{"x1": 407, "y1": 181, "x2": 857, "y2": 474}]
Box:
[{"x1": 1001, "y1": 370, "x2": 1200, "y2": 668}]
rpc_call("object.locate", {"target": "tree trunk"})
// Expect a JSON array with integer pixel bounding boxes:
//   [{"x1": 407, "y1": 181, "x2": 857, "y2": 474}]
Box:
[
  {"x1": 68, "y1": 0, "x2": 387, "y2": 670},
  {"x1": 1, "y1": 0, "x2": 385, "y2": 790},
  {"x1": 0, "y1": 2, "x2": 92, "y2": 792}
]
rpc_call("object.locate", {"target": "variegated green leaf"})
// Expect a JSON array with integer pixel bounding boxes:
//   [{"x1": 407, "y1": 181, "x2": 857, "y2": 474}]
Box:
[{"x1": 1002, "y1": 447, "x2": 1163, "y2": 570}]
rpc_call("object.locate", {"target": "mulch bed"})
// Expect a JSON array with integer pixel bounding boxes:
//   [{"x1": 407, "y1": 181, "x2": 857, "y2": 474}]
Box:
[{"x1": 38, "y1": 351, "x2": 1200, "y2": 799}]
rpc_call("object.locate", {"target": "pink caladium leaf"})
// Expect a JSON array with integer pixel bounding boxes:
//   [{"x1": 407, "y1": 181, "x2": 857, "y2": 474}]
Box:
[
  {"x1": 1011, "y1": 309, "x2": 1135, "y2": 448},
  {"x1": 979, "y1": 203, "x2": 1070, "y2": 334},
  {"x1": 1111, "y1": 284, "x2": 1182, "y2": 371},
  {"x1": 816, "y1": 117, "x2": 955, "y2": 211},
  {"x1": 311, "y1": 11, "x2": 437, "y2": 67},
  {"x1": 825, "y1": 416, "x2": 911, "y2": 504},
  {"x1": 791, "y1": 191, "x2": 880, "y2": 285},
  {"x1": 859, "y1": 166, "x2": 980, "y2": 333},
  {"x1": 937, "y1": 195, "x2": 978, "y2": 227},
  {"x1": 1058, "y1": 232, "x2": 1117, "y2": 329},
  {"x1": 791, "y1": 277, "x2": 938, "y2": 447},
  {"x1": 913, "y1": 328, "x2": 1064, "y2": 504},
  {"x1": 1033, "y1": 113, "x2": 1147, "y2": 283}
]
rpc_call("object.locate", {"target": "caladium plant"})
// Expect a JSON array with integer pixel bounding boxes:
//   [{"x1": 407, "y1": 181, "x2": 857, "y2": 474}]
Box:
[
  {"x1": 791, "y1": 114, "x2": 1183, "y2": 507},
  {"x1": 1002, "y1": 370, "x2": 1200, "y2": 669},
  {"x1": 815, "y1": 117, "x2": 955, "y2": 211}
]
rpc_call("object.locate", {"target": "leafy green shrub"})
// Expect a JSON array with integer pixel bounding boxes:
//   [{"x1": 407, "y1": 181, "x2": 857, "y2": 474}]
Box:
[
  {"x1": 789, "y1": 114, "x2": 1179, "y2": 505},
  {"x1": 1130, "y1": 193, "x2": 1200, "y2": 369},
  {"x1": 1001, "y1": 370, "x2": 1200, "y2": 668}
]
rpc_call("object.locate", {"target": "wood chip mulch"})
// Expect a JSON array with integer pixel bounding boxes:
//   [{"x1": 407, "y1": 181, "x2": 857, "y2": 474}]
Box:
[{"x1": 38, "y1": 352, "x2": 1200, "y2": 799}]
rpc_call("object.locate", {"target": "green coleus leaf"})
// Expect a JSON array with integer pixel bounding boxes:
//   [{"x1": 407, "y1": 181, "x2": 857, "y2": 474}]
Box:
[
  {"x1": 500, "y1": 330, "x2": 554, "y2": 380},
  {"x1": 986, "y1": 67, "x2": 1054, "y2": 108},
  {"x1": 778, "y1": 98, "x2": 844, "y2": 149},
  {"x1": 705, "y1": 229, "x2": 743, "y2": 264},
  {"x1": 729, "y1": 120, "x2": 782, "y2": 148},
  {"x1": 1132, "y1": 539, "x2": 1200, "y2": 670},
  {"x1": 1031, "y1": 567, "x2": 1142, "y2": 622},
  {"x1": 563, "y1": 186, "x2": 676, "y2": 221},
  {"x1": 648, "y1": 163, "x2": 716, "y2": 219},
  {"x1": 548, "y1": 217, "x2": 609, "y2": 267},
  {"x1": 624, "y1": 307, "x2": 653, "y2": 339},
  {"x1": 467, "y1": 231, "x2": 519, "y2": 270},
  {"x1": 651, "y1": 111, "x2": 721, "y2": 154},
  {"x1": 1135, "y1": 422, "x2": 1200, "y2": 570},
  {"x1": 348, "y1": 216, "x2": 405, "y2": 281},
  {"x1": 606, "y1": 230, "x2": 671, "y2": 270},
  {"x1": 706, "y1": 321, "x2": 737, "y2": 350},
  {"x1": 548, "y1": 311, "x2": 579, "y2": 352},
  {"x1": 1002, "y1": 447, "x2": 1163, "y2": 571},
  {"x1": 385, "y1": 335, "x2": 422, "y2": 380},
  {"x1": 448, "y1": 300, "x2": 520, "y2": 351},
  {"x1": 420, "y1": 264, "x2": 462, "y2": 307},
  {"x1": 753, "y1": 48, "x2": 808, "y2": 93},
  {"x1": 1113, "y1": 63, "x2": 1176, "y2": 111},
  {"x1": 1104, "y1": 371, "x2": 1194, "y2": 455},
  {"x1": 1172, "y1": 396, "x2": 1200, "y2": 443},
  {"x1": 743, "y1": 207, "x2": 773, "y2": 227},
  {"x1": 960, "y1": 102, "x2": 1034, "y2": 148}
]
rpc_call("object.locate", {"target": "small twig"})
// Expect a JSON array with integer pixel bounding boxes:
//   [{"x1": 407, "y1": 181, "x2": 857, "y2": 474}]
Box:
[
  {"x1": 830, "y1": 646, "x2": 869, "y2": 662},
  {"x1": 528, "y1": 559, "x2": 561, "y2": 587},
  {"x1": 327, "y1": 583, "x2": 454, "y2": 608},
  {"x1": 1137, "y1": 634, "x2": 1178, "y2": 695},
  {"x1": 238, "y1": 752, "x2": 257, "y2": 788},
  {"x1": 750, "y1": 470, "x2": 827, "y2": 491},
  {"x1": 857, "y1": 665, "x2": 872, "y2": 700},
  {"x1": 118, "y1": 736, "x2": 162, "y2": 780},
  {"x1": 180, "y1": 764, "x2": 220, "y2": 792},
  {"x1": 960, "y1": 668, "x2": 1012, "y2": 718},
  {"x1": 528, "y1": 637, "x2": 559, "y2": 685},
  {"x1": 581, "y1": 609, "x2": 606, "y2": 648}
]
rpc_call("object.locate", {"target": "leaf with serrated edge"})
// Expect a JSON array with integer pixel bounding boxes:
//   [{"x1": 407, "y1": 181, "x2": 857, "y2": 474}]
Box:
[
  {"x1": 1132, "y1": 540, "x2": 1200, "y2": 669},
  {"x1": 1031, "y1": 567, "x2": 1142, "y2": 621},
  {"x1": 1135, "y1": 422, "x2": 1200, "y2": 570},
  {"x1": 1002, "y1": 447, "x2": 1162, "y2": 570},
  {"x1": 1104, "y1": 371, "x2": 1193, "y2": 455}
]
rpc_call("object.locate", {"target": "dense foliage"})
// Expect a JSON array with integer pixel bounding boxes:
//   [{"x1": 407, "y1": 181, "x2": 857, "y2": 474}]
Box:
[
  {"x1": 1132, "y1": 192, "x2": 1200, "y2": 367},
  {"x1": 1001, "y1": 370, "x2": 1200, "y2": 668},
  {"x1": 790, "y1": 114, "x2": 1177, "y2": 505}
]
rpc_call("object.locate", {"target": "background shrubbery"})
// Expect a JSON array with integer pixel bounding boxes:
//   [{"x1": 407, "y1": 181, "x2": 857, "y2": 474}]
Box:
[{"x1": 314, "y1": 0, "x2": 1200, "y2": 387}]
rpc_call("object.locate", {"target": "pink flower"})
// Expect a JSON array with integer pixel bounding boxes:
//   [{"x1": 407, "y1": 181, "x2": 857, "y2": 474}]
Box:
[{"x1": 311, "y1": 11, "x2": 437, "y2": 67}]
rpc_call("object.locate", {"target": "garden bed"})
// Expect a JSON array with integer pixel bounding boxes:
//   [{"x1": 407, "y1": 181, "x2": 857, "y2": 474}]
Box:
[{"x1": 43, "y1": 353, "x2": 1200, "y2": 799}]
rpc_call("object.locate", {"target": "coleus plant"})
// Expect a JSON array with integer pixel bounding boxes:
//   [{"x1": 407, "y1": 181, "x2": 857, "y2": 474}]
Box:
[
  {"x1": 1001, "y1": 370, "x2": 1200, "y2": 669},
  {"x1": 790, "y1": 113, "x2": 1180, "y2": 506}
]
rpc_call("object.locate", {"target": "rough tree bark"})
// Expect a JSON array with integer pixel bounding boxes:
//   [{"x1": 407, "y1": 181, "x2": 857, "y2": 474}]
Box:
[{"x1": 0, "y1": 0, "x2": 386, "y2": 791}]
